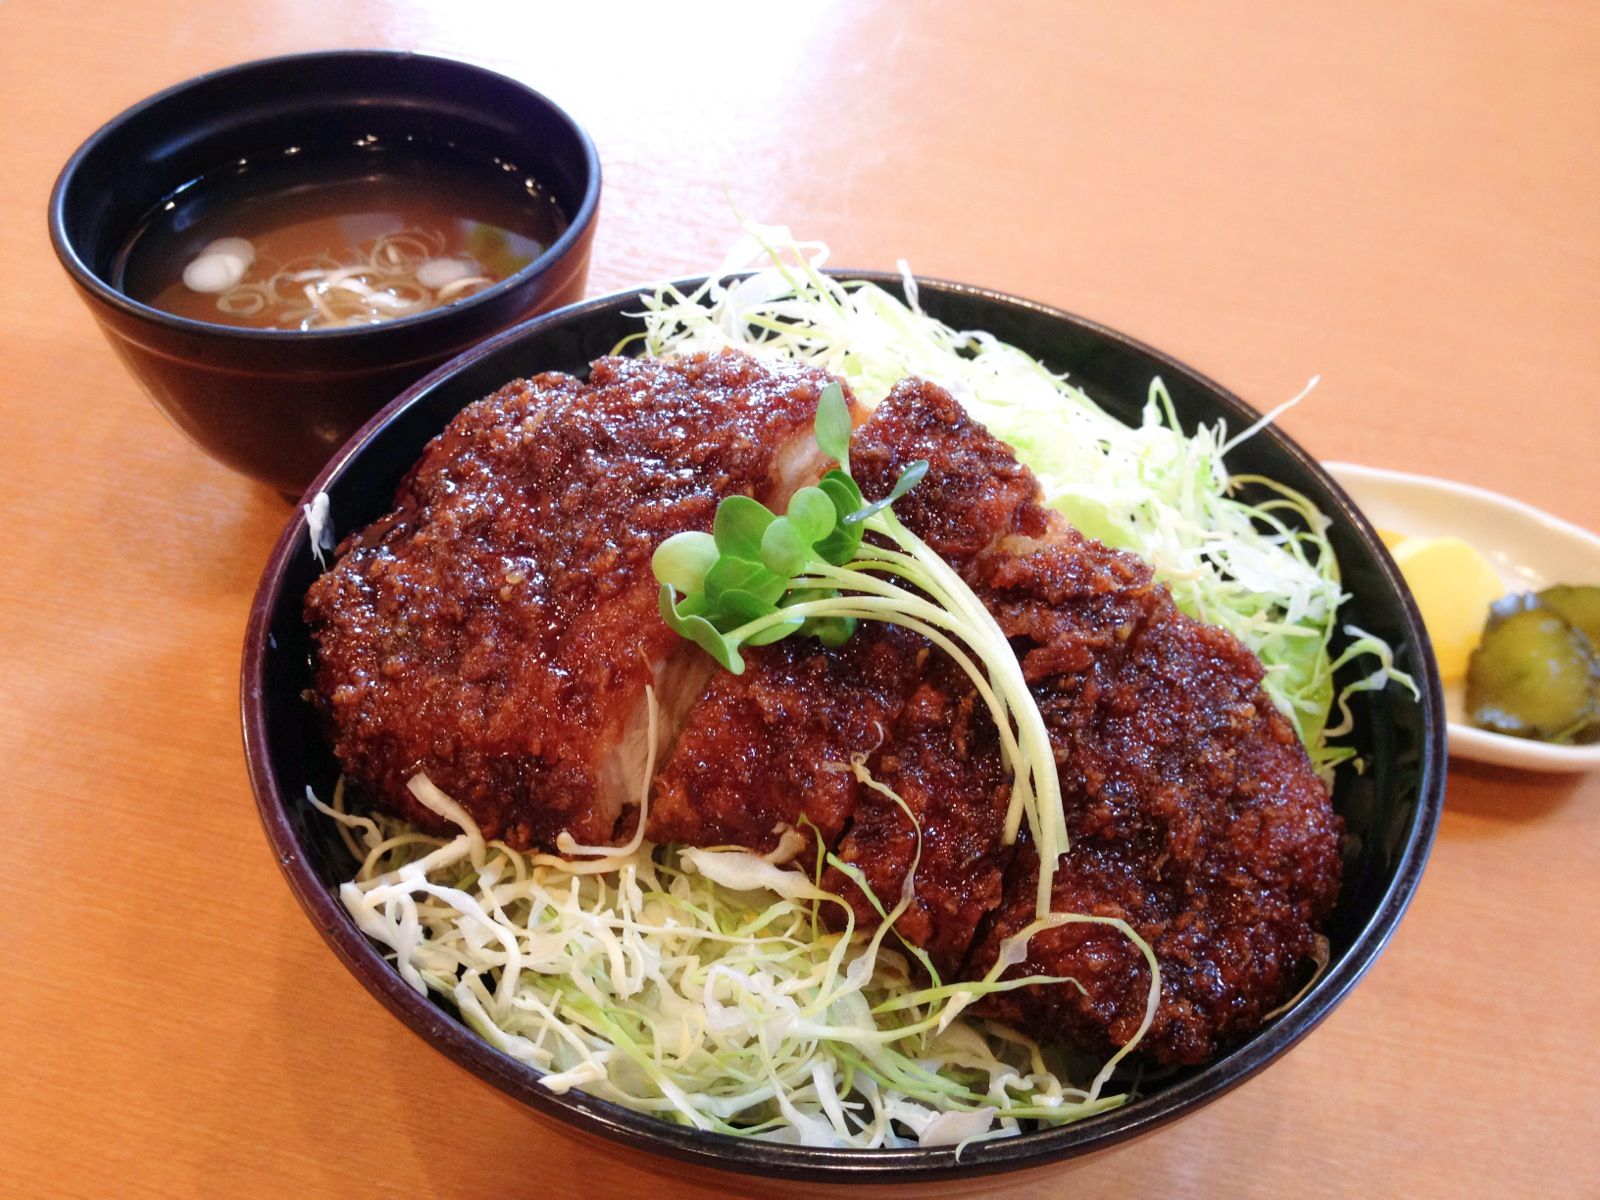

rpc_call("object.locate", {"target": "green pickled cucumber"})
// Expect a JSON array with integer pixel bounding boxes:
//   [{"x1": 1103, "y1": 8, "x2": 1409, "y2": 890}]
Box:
[
  {"x1": 1466, "y1": 607, "x2": 1600, "y2": 743},
  {"x1": 1537, "y1": 584, "x2": 1600, "y2": 649}
]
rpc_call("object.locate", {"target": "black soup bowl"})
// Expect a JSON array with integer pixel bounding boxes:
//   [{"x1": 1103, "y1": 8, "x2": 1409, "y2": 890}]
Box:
[
  {"x1": 242, "y1": 275, "x2": 1444, "y2": 1191},
  {"x1": 49, "y1": 50, "x2": 600, "y2": 494}
]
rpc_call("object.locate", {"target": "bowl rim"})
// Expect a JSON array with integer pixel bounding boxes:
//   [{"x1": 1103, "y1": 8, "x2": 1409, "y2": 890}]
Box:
[
  {"x1": 241, "y1": 272, "x2": 1446, "y2": 1183},
  {"x1": 47, "y1": 48, "x2": 601, "y2": 345}
]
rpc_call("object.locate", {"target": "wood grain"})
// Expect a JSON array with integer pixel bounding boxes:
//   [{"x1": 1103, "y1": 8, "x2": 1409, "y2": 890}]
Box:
[{"x1": 3, "y1": 1, "x2": 1597, "y2": 1196}]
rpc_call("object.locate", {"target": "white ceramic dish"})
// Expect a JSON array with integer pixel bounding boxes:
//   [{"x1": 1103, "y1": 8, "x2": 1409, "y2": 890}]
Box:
[{"x1": 1327, "y1": 462, "x2": 1600, "y2": 772}]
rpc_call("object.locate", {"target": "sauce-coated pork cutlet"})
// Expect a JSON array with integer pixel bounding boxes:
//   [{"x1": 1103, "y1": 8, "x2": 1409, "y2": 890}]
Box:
[
  {"x1": 852, "y1": 378, "x2": 1342, "y2": 1065},
  {"x1": 654, "y1": 376, "x2": 1340, "y2": 1064},
  {"x1": 304, "y1": 352, "x2": 847, "y2": 849}
]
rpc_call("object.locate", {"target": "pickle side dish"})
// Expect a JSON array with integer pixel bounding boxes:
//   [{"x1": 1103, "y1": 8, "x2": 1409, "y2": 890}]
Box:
[{"x1": 1466, "y1": 586, "x2": 1600, "y2": 744}]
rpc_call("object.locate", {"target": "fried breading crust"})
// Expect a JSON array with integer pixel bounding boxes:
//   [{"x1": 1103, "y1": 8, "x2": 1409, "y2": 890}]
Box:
[
  {"x1": 646, "y1": 626, "x2": 929, "y2": 853},
  {"x1": 818, "y1": 650, "x2": 1015, "y2": 980},
  {"x1": 305, "y1": 352, "x2": 845, "y2": 849}
]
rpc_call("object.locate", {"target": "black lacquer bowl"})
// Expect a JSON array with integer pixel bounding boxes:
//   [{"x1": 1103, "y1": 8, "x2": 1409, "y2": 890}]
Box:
[{"x1": 242, "y1": 275, "x2": 1444, "y2": 1191}]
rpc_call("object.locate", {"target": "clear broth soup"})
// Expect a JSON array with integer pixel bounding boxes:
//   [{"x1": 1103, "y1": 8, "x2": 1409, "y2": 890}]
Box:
[{"x1": 117, "y1": 139, "x2": 568, "y2": 331}]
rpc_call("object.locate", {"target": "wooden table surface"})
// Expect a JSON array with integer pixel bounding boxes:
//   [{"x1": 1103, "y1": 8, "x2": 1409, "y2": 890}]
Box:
[{"x1": 5, "y1": 2, "x2": 1597, "y2": 1196}]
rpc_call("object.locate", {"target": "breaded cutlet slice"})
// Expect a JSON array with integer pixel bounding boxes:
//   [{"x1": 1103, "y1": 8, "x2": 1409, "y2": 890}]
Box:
[{"x1": 305, "y1": 351, "x2": 852, "y2": 850}]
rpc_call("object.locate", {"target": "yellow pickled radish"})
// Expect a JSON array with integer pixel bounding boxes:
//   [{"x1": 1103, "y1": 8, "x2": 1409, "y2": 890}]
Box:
[{"x1": 1389, "y1": 536, "x2": 1504, "y2": 685}]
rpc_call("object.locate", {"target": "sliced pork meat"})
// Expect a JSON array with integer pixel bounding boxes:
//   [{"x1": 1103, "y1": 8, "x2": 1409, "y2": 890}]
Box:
[{"x1": 305, "y1": 351, "x2": 851, "y2": 849}]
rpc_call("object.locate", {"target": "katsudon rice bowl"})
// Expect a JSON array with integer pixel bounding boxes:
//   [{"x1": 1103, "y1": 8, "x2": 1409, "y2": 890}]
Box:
[{"x1": 243, "y1": 230, "x2": 1443, "y2": 1185}]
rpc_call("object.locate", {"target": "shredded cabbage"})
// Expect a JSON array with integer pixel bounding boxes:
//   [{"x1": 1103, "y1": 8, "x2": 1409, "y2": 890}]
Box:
[{"x1": 314, "y1": 778, "x2": 1149, "y2": 1149}]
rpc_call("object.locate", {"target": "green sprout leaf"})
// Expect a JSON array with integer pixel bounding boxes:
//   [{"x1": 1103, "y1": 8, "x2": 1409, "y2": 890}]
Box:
[
  {"x1": 810, "y1": 615, "x2": 857, "y2": 646},
  {"x1": 814, "y1": 381, "x2": 852, "y2": 471},
  {"x1": 786, "y1": 486, "x2": 836, "y2": 544},
  {"x1": 660, "y1": 585, "x2": 743, "y2": 672},
  {"x1": 716, "y1": 588, "x2": 782, "y2": 627},
  {"x1": 704, "y1": 557, "x2": 786, "y2": 607},
  {"x1": 790, "y1": 587, "x2": 858, "y2": 647},
  {"x1": 653, "y1": 386, "x2": 935, "y2": 715},
  {"x1": 845, "y1": 460, "x2": 928, "y2": 525},
  {"x1": 714, "y1": 495, "x2": 776, "y2": 560},
  {"x1": 760, "y1": 517, "x2": 809, "y2": 577},
  {"x1": 652, "y1": 531, "x2": 719, "y2": 595},
  {"x1": 815, "y1": 471, "x2": 865, "y2": 566}
]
